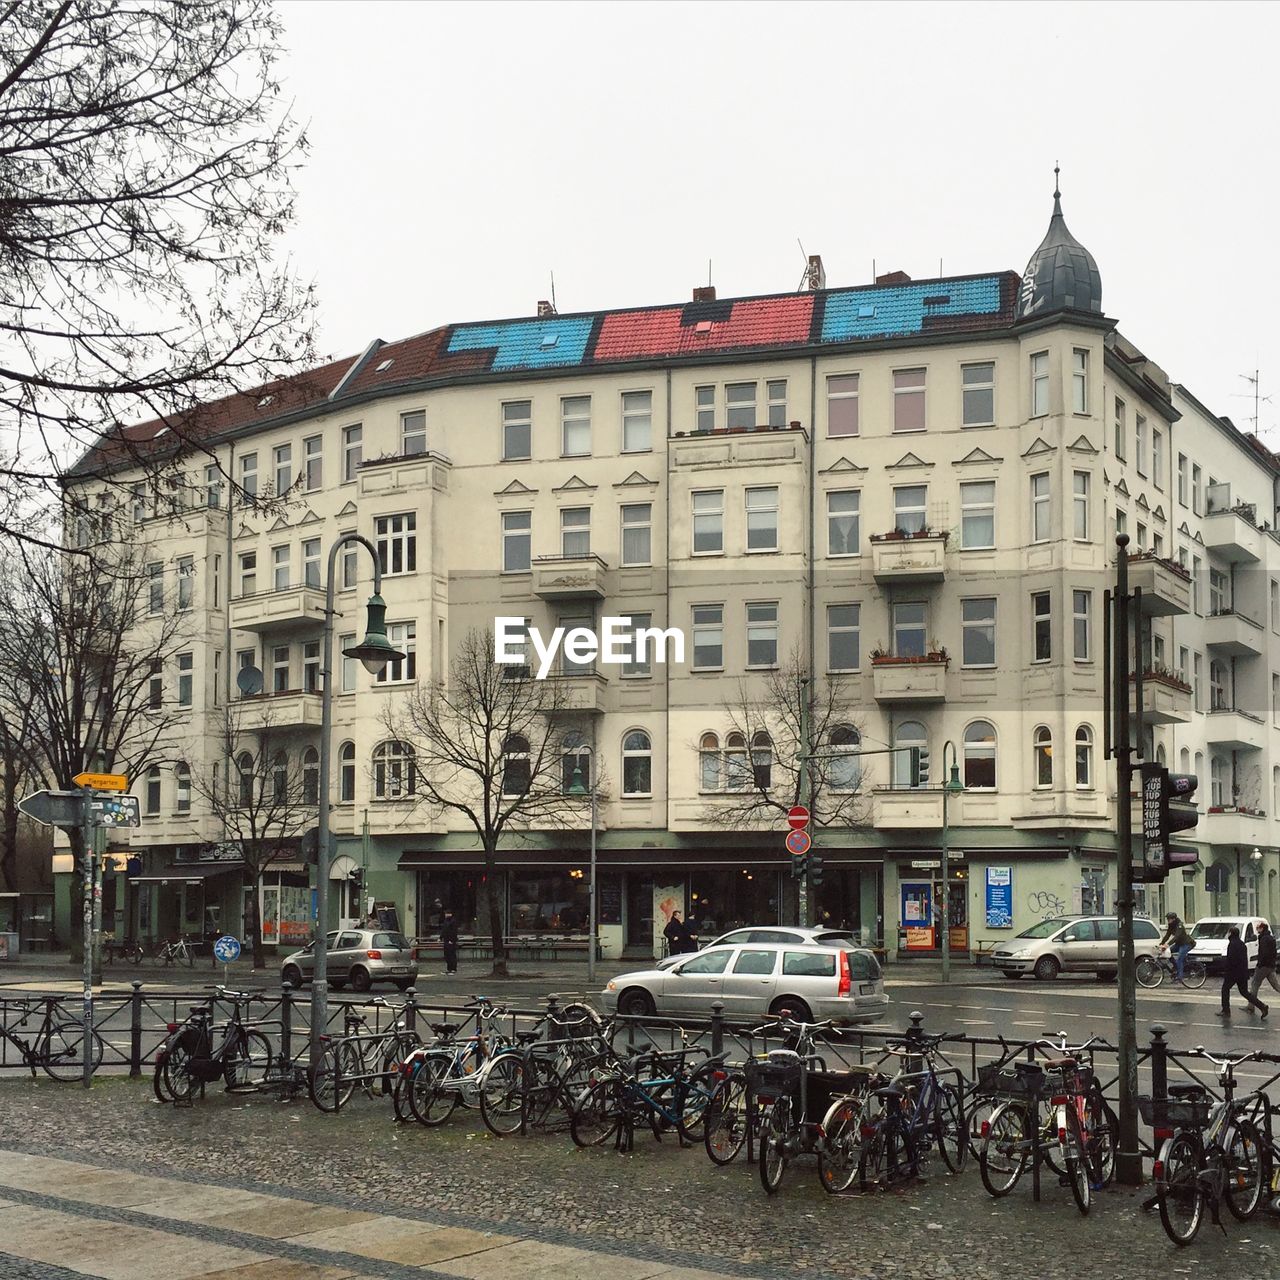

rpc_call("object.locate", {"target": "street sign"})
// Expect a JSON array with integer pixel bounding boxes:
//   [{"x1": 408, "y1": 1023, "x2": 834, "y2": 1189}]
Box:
[
  {"x1": 213, "y1": 935, "x2": 242, "y2": 964},
  {"x1": 90, "y1": 795, "x2": 141, "y2": 828},
  {"x1": 785, "y1": 829, "x2": 812, "y2": 856},
  {"x1": 17, "y1": 789, "x2": 84, "y2": 828},
  {"x1": 786, "y1": 805, "x2": 810, "y2": 830},
  {"x1": 910, "y1": 859, "x2": 942, "y2": 870},
  {"x1": 73, "y1": 772, "x2": 128, "y2": 792}
]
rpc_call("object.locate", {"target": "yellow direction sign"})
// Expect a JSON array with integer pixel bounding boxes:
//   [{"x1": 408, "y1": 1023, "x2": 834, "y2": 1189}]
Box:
[{"x1": 72, "y1": 772, "x2": 128, "y2": 793}]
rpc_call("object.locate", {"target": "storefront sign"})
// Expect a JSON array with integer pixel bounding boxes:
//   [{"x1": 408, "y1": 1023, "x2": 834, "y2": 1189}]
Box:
[
  {"x1": 904, "y1": 926, "x2": 935, "y2": 950},
  {"x1": 948, "y1": 926, "x2": 969, "y2": 951},
  {"x1": 985, "y1": 866, "x2": 1013, "y2": 928}
]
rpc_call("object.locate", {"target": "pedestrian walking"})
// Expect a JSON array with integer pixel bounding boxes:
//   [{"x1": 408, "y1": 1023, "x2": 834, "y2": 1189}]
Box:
[
  {"x1": 441, "y1": 910, "x2": 459, "y2": 975},
  {"x1": 663, "y1": 910, "x2": 696, "y2": 956},
  {"x1": 1159, "y1": 912, "x2": 1194, "y2": 983},
  {"x1": 1218, "y1": 926, "x2": 1267, "y2": 1017},
  {"x1": 1249, "y1": 921, "x2": 1279, "y2": 1016}
]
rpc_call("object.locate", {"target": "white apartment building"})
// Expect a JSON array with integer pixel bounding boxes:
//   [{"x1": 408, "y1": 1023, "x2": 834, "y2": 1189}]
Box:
[{"x1": 56, "y1": 182, "x2": 1280, "y2": 962}]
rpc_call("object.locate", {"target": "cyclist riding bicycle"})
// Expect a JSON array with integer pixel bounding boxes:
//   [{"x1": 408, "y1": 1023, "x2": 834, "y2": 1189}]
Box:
[{"x1": 1159, "y1": 913, "x2": 1194, "y2": 983}]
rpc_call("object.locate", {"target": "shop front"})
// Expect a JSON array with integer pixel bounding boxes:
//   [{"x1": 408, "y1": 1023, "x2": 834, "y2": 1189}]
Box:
[
  {"x1": 253, "y1": 867, "x2": 312, "y2": 948},
  {"x1": 895, "y1": 859, "x2": 970, "y2": 956},
  {"x1": 130, "y1": 858, "x2": 246, "y2": 945}
]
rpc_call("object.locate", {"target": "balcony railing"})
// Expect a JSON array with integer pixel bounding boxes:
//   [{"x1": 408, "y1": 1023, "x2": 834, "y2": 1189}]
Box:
[
  {"x1": 1126, "y1": 552, "x2": 1191, "y2": 617},
  {"x1": 229, "y1": 583, "x2": 325, "y2": 633},
  {"x1": 532, "y1": 555, "x2": 608, "y2": 601},
  {"x1": 1130, "y1": 670, "x2": 1192, "y2": 724},
  {"x1": 872, "y1": 653, "x2": 948, "y2": 703},
  {"x1": 870, "y1": 530, "x2": 948, "y2": 583},
  {"x1": 1204, "y1": 609, "x2": 1264, "y2": 656}
]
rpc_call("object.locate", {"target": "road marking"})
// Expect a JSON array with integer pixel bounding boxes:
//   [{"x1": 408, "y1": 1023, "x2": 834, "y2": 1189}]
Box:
[{"x1": 956, "y1": 1019, "x2": 992, "y2": 1026}]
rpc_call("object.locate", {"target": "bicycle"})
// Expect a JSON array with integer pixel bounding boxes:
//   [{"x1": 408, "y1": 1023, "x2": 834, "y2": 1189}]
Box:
[
  {"x1": 1137, "y1": 949, "x2": 1207, "y2": 990},
  {"x1": 1147, "y1": 1047, "x2": 1266, "y2": 1245},
  {"x1": 153, "y1": 988, "x2": 273, "y2": 1104},
  {"x1": 0, "y1": 997, "x2": 105, "y2": 1082},
  {"x1": 308, "y1": 998, "x2": 421, "y2": 1112},
  {"x1": 155, "y1": 936, "x2": 196, "y2": 968},
  {"x1": 104, "y1": 937, "x2": 144, "y2": 965},
  {"x1": 402, "y1": 997, "x2": 514, "y2": 1126}
]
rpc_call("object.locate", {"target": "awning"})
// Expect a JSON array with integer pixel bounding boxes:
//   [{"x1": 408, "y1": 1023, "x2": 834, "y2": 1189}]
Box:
[{"x1": 131, "y1": 862, "x2": 244, "y2": 884}]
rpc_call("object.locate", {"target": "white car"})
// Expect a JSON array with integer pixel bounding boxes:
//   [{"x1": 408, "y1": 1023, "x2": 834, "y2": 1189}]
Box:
[
  {"x1": 655, "y1": 925, "x2": 857, "y2": 971},
  {"x1": 1188, "y1": 917, "x2": 1268, "y2": 973}
]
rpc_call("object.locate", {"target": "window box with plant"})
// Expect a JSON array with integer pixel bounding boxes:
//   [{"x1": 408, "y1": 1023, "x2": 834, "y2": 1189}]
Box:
[
  {"x1": 869, "y1": 527, "x2": 949, "y2": 544},
  {"x1": 1129, "y1": 666, "x2": 1192, "y2": 693},
  {"x1": 870, "y1": 645, "x2": 949, "y2": 667}
]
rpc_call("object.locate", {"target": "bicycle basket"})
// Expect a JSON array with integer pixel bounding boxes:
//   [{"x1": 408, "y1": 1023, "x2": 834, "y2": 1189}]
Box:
[
  {"x1": 745, "y1": 1057, "x2": 801, "y2": 1102},
  {"x1": 807, "y1": 1066, "x2": 880, "y2": 1116},
  {"x1": 1137, "y1": 1094, "x2": 1212, "y2": 1130},
  {"x1": 976, "y1": 1063, "x2": 1044, "y2": 1100}
]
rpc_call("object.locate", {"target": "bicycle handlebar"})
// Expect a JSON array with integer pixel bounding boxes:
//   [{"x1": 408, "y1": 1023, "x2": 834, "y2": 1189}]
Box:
[
  {"x1": 1036, "y1": 1031, "x2": 1109, "y2": 1055},
  {"x1": 1190, "y1": 1046, "x2": 1261, "y2": 1070}
]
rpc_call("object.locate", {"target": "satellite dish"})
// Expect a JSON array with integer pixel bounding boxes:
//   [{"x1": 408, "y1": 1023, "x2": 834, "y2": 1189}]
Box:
[{"x1": 236, "y1": 665, "x2": 263, "y2": 696}]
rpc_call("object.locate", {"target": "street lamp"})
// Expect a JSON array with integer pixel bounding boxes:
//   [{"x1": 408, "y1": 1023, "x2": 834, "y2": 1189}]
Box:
[
  {"x1": 310, "y1": 534, "x2": 402, "y2": 1072},
  {"x1": 565, "y1": 745, "x2": 598, "y2": 984},
  {"x1": 939, "y1": 742, "x2": 964, "y2": 984}
]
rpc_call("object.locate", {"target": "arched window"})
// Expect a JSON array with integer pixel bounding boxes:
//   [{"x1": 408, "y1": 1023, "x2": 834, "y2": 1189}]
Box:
[
  {"x1": 561, "y1": 731, "x2": 591, "y2": 793},
  {"x1": 1075, "y1": 725, "x2": 1094, "y2": 789},
  {"x1": 1210, "y1": 754, "x2": 1229, "y2": 807},
  {"x1": 175, "y1": 763, "x2": 191, "y2": 813},
  {"x1": 373, "y1": 740, "x2": 415, "y2": 800},
  {"x1": 501, "y1": 734, "x2": 531, "y2": 797},
  {"x1": 963, "y1": 720, "x2": 997, "y2": 790},
  {"x1": 751, "y1": 731, "x2": 773, "y2": 790},
  {"x1": 699, "y1": 732, "x2": 720, "y2": 792},
  {"x1": 1033, "y1": 726, "x2": 1052, "y2": 788},
  {"x1": 302, "y1": 746, "x2": 319, "y2": 806},
  {"x1": 1180, "y1": 748, "x2": 1191, "y2": 774},
  {"x1": 271, "y1": 750, "x2": 288, "y2": 802},
  {"x1": 1155, "y1": 743, "x2": 1167, "y2": 768},
  {"x1": 237, "y1": 751, "x2": 254, "y2": 808},
  {"x1": 1194, "y1": 751, "x2": 1204, "y2": 786},
  {"x1": 892, "y1": 721, "x2": 926, "y2": 788},
  {"x1": 339, "y1": 741, "x2": 356, "y2": 803},
  {"x1": 725, "y1": 732, "x2": 749, "y2": 791},
  {"x1": 622, "y1": 729, "x2": 652, "y2": 796},
  {"x1": 830, "y1": 725, "x2": 862, "y2": 791}
]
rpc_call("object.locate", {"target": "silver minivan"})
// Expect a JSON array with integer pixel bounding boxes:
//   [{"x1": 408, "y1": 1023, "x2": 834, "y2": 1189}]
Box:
[
  {"x1": 602, "y1": 942, "x2": 889, "y2": 1025},
  {"x1": 991, "y1": 915, "x2": 1161, "y2": 980}
]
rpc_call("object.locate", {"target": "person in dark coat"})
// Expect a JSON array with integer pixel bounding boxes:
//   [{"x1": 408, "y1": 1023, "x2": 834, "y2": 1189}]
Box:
[
  {"x1": 1250, "y1": 922, "x2": 1279, "y2": 1015},
  {"x1": 1219, "y1": 926, "x2": 1267, "y2": 1016},
  {"x1": 663, "y1": 910, "x2": 696, "y2": 956},
  {"x1": 441, "y1": 910, "x2": 459, "y2": 975}
]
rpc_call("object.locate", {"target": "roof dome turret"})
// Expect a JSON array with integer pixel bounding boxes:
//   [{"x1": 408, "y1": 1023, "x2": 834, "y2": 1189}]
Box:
[{"x1": 1018, "y1": 168, "x2": 1102, "y2": 320}]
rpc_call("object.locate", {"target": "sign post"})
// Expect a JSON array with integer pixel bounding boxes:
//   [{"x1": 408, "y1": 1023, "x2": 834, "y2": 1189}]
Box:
[{"x1": 212, "y1": 935, "x2": 242, "y2": 986}]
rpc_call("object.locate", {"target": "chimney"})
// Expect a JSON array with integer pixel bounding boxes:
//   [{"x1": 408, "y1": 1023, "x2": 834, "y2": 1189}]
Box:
[
  {"x1": 875, "y1": 269, "x2": 912, "y2": 285},
  {"x1": 805, "y1": 254, "x2": 826, "y2": 291},
  {"x1": 692, "y1": 285, "x2": 717, "y2": 303},
  {"x1": 537, "y1": 299, "x2": 557, "y2": 317}
]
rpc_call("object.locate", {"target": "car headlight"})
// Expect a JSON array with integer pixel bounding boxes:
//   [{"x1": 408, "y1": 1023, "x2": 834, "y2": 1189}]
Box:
[
  {"x1": 1010, "y1": 949, "x2": 1032, "y2": 959},
  {"x1": 606, "y1": 980, "x2": 616, "y2": 991}
]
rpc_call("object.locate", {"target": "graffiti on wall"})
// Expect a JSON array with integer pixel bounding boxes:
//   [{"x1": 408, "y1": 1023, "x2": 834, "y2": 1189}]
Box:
[{"x1": 1028, "y1": 890, "x2": 1066, "y2": 921}]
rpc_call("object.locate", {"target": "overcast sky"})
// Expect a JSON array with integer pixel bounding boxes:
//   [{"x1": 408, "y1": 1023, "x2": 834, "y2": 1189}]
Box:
[{"x1": 277, "y1": 1, "x2": 1279, "y2": 439}]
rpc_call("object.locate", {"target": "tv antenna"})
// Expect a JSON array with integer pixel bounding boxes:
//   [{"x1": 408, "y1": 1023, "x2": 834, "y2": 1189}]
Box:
[{"x1": 1234, "y1": 368, "x2": 1273, "y2": 436}]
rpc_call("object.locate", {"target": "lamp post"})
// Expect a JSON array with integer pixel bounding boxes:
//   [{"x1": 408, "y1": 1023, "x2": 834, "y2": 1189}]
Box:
[
  {"x1": 566, "y1": 746, "x2": 598, "y2": 984},
  {"x1": 939, "y1": 741, "x2": 965, "y2": 984},
  {"x1": 310, "y1": 533, "x2": 402, "y2": 1071}
]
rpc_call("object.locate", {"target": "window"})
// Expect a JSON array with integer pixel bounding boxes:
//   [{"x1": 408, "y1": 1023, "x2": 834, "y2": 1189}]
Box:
[
  {"x1": 560, "y1": 732, "x2": 592, "y2": 793},
  {"x1": 692, "y1": 489, "x2": 724, "y2": 554},
  {"x1": 893, "y1": 368, "x2": 926, "y2": 431},
  {"x1": 692, "y1": 605, "x2": 723, "y2": 670},
  {"x1": 621, "y1": 729, "x2": 652, "y2": 795},
  {"x1": 893, "y1": 484, "x2": 927, "y2": 535},
  {"x1": 502, "y1": 511, "x2": 531, "y2": 572},
  {"x1": 827, "y1": 374, "x2": 859, "y2": 437},
  {"x1": 1273, "y1": 580, "x2": 1280, "y2": 631},
  {"x1": 502, "y1": 401, "x2": 532, "y2": 461},
  {"x1": 271, "y1": 643, "x2": 290, "y2": 693},
  {"x1": 145, "y1": 765, "x2": 161, "y2": 816},
  {"x1": 622, "y1": 391, "x2": 651, "y2": 452},
  {"x1": 301, "y1": 747, "x2": 319, "y2": 806},
  {"x1": 1030, "y1": 351, "x2": 1049, "y2": 417},
  {"x1": 1210, "y1": 755, "x2": 1228, "y2": 808},
  {"x1": 1193, "y1": 652, "x2": 1203, "y2": 711},
  {"x1": 339, "y1": 633, "x2": 356, "y2": 692},
  {"x1": 1114, "y1": 398, "x2": 1126, "y2": 460},
  {"x1": 1073, "y1": 590, "x2": 1091, "y2": 660},
  {"x1": 273, "y1": 443, "x2": 292, "y2": 494},
  {"x1": 827, "y1": 490, "x2": 860, "y2": 556},
  {"x1": 211, "y1": 555, "x2": 220, "y2": 609},
  {"x1": 373, "y1": 741, "x2": 415, "y2": 799},
  {"x1": 959, "y1": 481, "x2": 995, "y2": 548},
  {"x1": 237, "y1": 752, "x2": 253, "y2": 807},
  {"x1": 212, "y1": 649, "x2": 221, "y2": 705},
  {"x1": 621, "y1": 613, "x2": 652, "y2": 677},
  {"x1": 376, "y1": 513, "x2": 416, "y2": 575},
  {"x1": 699, "y1": 732, "x2": 721, "y2": 791},
  {"x1": 303, "y1": 640, "x2": 320, "y2": 694},
  {"x1": 177, "y1": 652, "x2": 193, "y2": 707},
  {"x1": 1075, "y1": 726, "x2": 1094, "y2": 788},
  {"x1": 1072, "y1": 471, "x2": 1090, "y2": 540},
  {"x1": 733, "y1": 950, "x2": 777, "y2": 976},
  {"x1": 1136, "y1": 521, "x2": 1148, "y2": 551},
  {"x1": 1032, "y1": 591, "x2": 1051, "y2": 661},
  {"x1": 561, "y1": 507, "x2": 590, "y2": 557},
  {"x1": 239, "y1": 452, "x2": 258, "y2": 501},
  {"x1": 695, "y1": 385, "x2": 715, "y2": 432},
  {"x1": 339, "y1": 741, "x2": 356, "y2": 802},
  {"x1": 1030, "y1": 472, "x2": 1050, "y2": 542},
  {"x1": 1033, "y1": 726, "x2": 1053, "y2": 787},
  {"x1": 892, "y1": 721, "x2": 927, "y2": 788},
  {"x1": 175, "y1": 764, "x2": 191, "y2": 814},
  {"x1": 561, "y1": 396, "x2": 591, "y2": 456},
  {"x1": 272, "y1": 544, "x2": 289, "y2": 591},
  {"x1": 377, "y1": 622, "x2": 417, "y2": 684},
  {"x1": 147, "y1": 562, "x2": 163, "y2": 614},
  {"x1": 723, "y1": 733, "x2": 750, "y2": 791},
  {"x1": 620, "y1": 503, "x2": 651, "y2": 566},
  {"x1": 1152, "y1": 428, "x2": 1164, "y2": 489},
  {"x1": 148, "y1": 658, "x2": 163, "y2": 708},
  {"x1": 341, "y1": 538, "x2": 357, "y2": 590},
  {"x1": 303, "y1": 435, "x2": 323, "y2": 490},
  {"x1": 961, "y1": 598, "x2": 996, "y2": 667},
  {"x1": 827, "y1": 604, "x2": 860, "y2": 671},
  {"x1": 892, "y1": 601, "x2": 927, "y2": 658},
  {"x1": 132, "y1": 483, "x2": 148, "y2": 523},
  {"x1": 1136, "y1": 415, "x2": 1148, "y2": 477},
  {"x1": 499, "y1": 734, "x2": 530, "y2": 796},
  {"x1": 205, "y1": 464, "x2": 221, "y2": 509},
  {"x1": 767, "y1": 380, "x2": 788, "y2": 428},
  {"x1": 302, "y1": 537, "x2": 321, "y2": 588},
  {"x1": 681, "y1": 949, "x2": 732, "y2": 976},
  {"x1": 1209, "y1": 567, "x2": 1229, "y2": 616},
  {"x1": 962, "y1": 362, "x2": 995, "y2": 426},
  {"x1": 726, "y1": 382, "x2": 756, "y2": 428},
  {"x1": 342, "y1": 424, "x2": 362, "y2": 482},
  {"x1": 1072, "y1": 349, "x2": 1089, "y2": 414},
  {"x1": 176, "y1": 556, "x2": 194, "y2": 610},
  {"x1": 830, "y1": 725, "x2": 862, "y2": 790},
  {"x1": 746, "y1": 602, "x2": 779, "y2": 667},
  {"x1": 1210, "y1": 658, "x2": 1229, "y2": 711},
  {"x1": 239, "y1": 552, "x2": 256, "y2": 597},
  {"x1": 963, "y1": 720, "x2": 997, "y2": 789},
  {"x1": 401, "y1": 410, "x2": 426, "y2": 456},
  {"x1": 1273, "y1": 673, "x2": 1280, "y2": 726},
  {"x1": 745, "y1": 486, "x2": 778, "y2": 552},
  {"x1": 1115, "y1": 508, "x2": 1127, "y2": 536},
  {"x1": 1191, "y1": 555, "x2": 1202, "y2": 613},
  {"x1": 1178, "y1": 454, "x2": 1188, "y2": 506}
]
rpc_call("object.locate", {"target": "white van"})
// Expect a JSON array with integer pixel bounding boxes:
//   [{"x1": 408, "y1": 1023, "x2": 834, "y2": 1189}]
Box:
[{"x1": 1188, "y1": 917, "x2": 1268, "y2": 973}]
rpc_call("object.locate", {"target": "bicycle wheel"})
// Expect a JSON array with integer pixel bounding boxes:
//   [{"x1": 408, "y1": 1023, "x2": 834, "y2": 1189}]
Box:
[
  {"x1": 224, "y1": 1030, "x2": 273, "y2": 1091},
  {"x1": 184, "y1": 944, "x2": 194, "y2": 968},
  {"x1": 1157, "y1": 1133, "x2": 1204, "y2": 1245},
  {"x1": 308, "y1": 1041, "x2": 360, "y2": 1112},
  {"x1": 407, "y1": 1051, "x2": 459, "y2": 1126},
  {"x1": 704, "y1": 1073, "x2": 748, "y2": 1166},
  {"x1": 936, "y1": 1082, "x2": 967, "y2": 1173},
  {"x1": 676, "y1": 1062, "x2": 720, "y2": 1144},
  {"x1": 42, "y1": 1020, "x2": 104, "y2": 1082},
  {"x1": 1181, "y1": 958, "x2": 1207, "y2": 990},
  {"x1": 479, "y1": 1053, "x2": 527, "y2": 1136},
  {"x1": 979, "y1": 1102, "x2": 1030, "y2": 1197},
  {"x1": 817, "y1": 1095, "x2": 863, "y2": 1194},
  {"x1": 1063, "y1": 1106, "x2": 1092, "y2": 1215},
  {"x1": 1084, "y1": 1087, "x2": 1115, "y2": 1188},
  {"x1": 758, "y1": 1096, "x2": 792, "y2": 1194},
  {"x1": 571, "y1": 1076, "x2": 624, "y2": 1148},
  {"x1": 1224, "y1": 1118, "x2": 1265, "y2": 1221},
  {"x1": 1135, "y1": 956, "x2": 1162, "y2": 989},
  {"x1": 380, "y1": 1032, "x2": 422, "y2": 1097}
]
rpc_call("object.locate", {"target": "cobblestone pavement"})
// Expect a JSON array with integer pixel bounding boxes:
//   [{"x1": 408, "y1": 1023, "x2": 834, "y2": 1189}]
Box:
[{"x1": 0, "y1": 1078, "x2": 1274, "y2": 1278}]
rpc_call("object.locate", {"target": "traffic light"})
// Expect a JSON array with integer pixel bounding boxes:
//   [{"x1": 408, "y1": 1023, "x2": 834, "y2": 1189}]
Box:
[
  {"x1": 1139, "y1": 766, "x2": 1200, "y2": 880},
  {"x1": 809, "y1": 851, "x2": 824, "y2": 887},
  {"x1": 790, "y1": 850, "x2": 808, "y2": 880},
  {"x1": 349, "y1": 867, "x2": 365, "y2": 892},
  {"x1": 912, "y1": 746, "x2": 931, "y2": 788}
]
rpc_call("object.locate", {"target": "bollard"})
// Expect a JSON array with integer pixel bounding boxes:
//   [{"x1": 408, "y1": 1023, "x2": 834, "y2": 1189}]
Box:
[
  {"x1": 129, "y1": 982, "x2": 143, "y2": 1077},
  {"x1": 709, "y1": 1001, "x2": 724, "y2": 1058},
  {"x1": 546, "y1": 995, "x2": 562, "y2": 1042},
  {"x1": 280, "y1": 984, "x2": 293, "y2": 1063},
  {"x1": 1149, "y1": 1023, "x2": 1168, "y2": 1106},
  {"x1": 403, "y1": 987, "x2": 417, "y2": 1038}
]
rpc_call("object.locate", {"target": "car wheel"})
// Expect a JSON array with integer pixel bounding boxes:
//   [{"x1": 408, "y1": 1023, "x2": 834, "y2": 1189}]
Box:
[
  {"x1": 1000, "y1": 970, "x2": 1020, "y2": 980},
  {"x1": 770, "y1": 995, "x2": 813, "y2": 1024},
  {"x1": 1033, "y1": 955, "x2": 1060, "y2": 981},
  {"x1": 617, "y1": 988, "x2": 655, "y2": 1018},
  {"x1": 393, "y1": 979, "x2": 413, "y2": 992},
  {"x1": 282, "y1": 964, "x2": 304, "y2": 988},
  {"x1": 350, "y1": 967, "x2": 372, "y2": 993}
]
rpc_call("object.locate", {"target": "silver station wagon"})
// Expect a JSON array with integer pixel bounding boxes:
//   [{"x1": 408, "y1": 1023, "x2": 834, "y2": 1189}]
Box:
[{"x1": 602, "y1": 942, "x2": 889, "y2": 1025}]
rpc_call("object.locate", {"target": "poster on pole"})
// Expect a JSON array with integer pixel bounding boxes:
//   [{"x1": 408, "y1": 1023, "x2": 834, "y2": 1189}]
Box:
[{"x1": 985, "y1": 866, "x2": 1013, "y2": 928}]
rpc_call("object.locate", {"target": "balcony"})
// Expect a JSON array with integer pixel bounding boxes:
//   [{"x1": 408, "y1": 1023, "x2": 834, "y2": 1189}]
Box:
[
  {"x1": 1205, "y1": 705, "x2": 1266, "y2": 752},
  {"x1": 543, "y1": 669, "x2": 607, "y2": 714},
  {"x1": 235, "y1": 690, "x2": 323, "y2": 731},
  {"x1": 1130, "y1": 671, "x2": 1192, "y2": 724},
  {"x1": 533, "y1": 555, "x2": 608, "y2": 601},
  {"x1": 870, "y1": 532, "x2": 948, "y2": 583},
  {"x1": 872, "y1": 655, "x2": 948, "y2": 703},
  {"x1": 1204, "y1": 610, "x2": 1265, "y2": 657},
  {"x1": 875, "y1": 788, "x2": 944, "y2": 829},
  {"x1": 1203, "y1": 806, "x2": 1266, "y2": 846},
  {"x1": 1203, "y1": 499, "x2": 1263, "y2": 563},
  {"x1": 1126, "y1": 553, "x2": 1191, "y2": 616},
  {"x1": 230, "y1": 584, "x2": 325, "y2": 634}
]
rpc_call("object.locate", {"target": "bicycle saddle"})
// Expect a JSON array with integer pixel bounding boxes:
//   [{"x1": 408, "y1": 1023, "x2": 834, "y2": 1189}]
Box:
[
  {"x1": 874, "y1": 1084, "x2": 905, "y2": 1100},
  {"x1": 1014, "y1": 1061, "x2": 1044, "y2": 1076},
  {"x1": 1042, "y1": 1056, "x2": 1077, "y2": 1070},
  {"x1": 515, "y1": 1030, "x2": 541, "y2": 1044},
  {"x1": 1168, "y1": 1083, "x2": 1209, "y2": 1099},
  {"x1": 429, "y1": 1022, "x2": 457, "y2": 1037}
]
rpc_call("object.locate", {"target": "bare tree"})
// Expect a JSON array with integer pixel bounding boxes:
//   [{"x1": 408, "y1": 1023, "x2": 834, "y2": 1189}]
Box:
[
  {"x1": 0, "y1": 689, "x2": 39, "y2": 894},
  {"x1": 0, "y1": 1, "x2": 316, "y2": 548},
  {"x1": 699, "y1": 648, "x2": 870, "y2": 832},
  {"x1": 384, "y1": 628, "x2": 596, "y2": 978}
]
